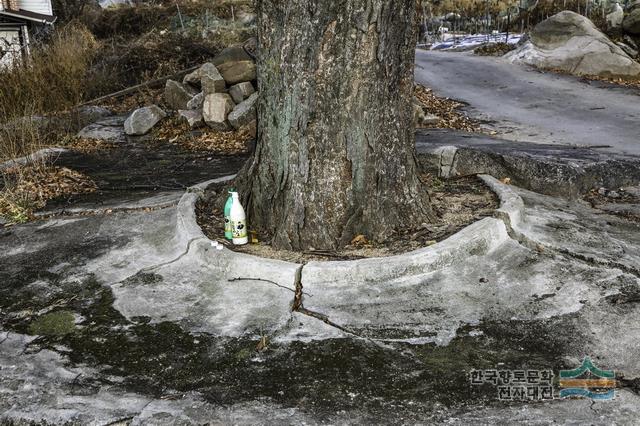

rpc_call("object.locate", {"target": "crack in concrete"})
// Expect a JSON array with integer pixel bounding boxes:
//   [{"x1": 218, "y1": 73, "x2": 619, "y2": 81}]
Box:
[
  {"x1": 228, "y1": 277, "x2": 311, "y2": 296},
  {"x1": 289, "y1": 264, "x2": 365, "y2": 338},
  {"x1": 139, "y1": 237, "x2": 206, "y2": 274}
]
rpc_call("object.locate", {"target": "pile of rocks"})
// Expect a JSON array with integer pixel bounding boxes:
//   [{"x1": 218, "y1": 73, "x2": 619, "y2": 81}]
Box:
[{"x1": 124, "y1": 40, "x2": 258, "y2": 137}]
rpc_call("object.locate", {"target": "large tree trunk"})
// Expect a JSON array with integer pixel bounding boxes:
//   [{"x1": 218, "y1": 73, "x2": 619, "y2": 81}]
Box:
[{"x1": 238, "y1": 0, "x2": 435, "y2": 251}]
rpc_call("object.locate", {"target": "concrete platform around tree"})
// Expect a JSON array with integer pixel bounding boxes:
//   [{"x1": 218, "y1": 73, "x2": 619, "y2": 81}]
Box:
[{"x1": 1, "y1": 175, "x2": 639, "y2": 424}]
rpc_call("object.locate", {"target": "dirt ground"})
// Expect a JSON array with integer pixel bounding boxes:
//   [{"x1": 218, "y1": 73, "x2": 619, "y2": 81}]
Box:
[{"x1": 196, "y1": 174, "x2": 499, "y2": 262}]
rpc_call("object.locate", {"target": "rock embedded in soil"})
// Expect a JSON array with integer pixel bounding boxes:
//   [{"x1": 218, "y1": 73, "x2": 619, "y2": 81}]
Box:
[
  {"x1": 228, "y1": 92, "x2": 258, "y2": 130},
  {"x1": 73, "y1": 105, "x2": 113, "y2": 128},
  {"x1": 164, "y1": 80, "x2": 198, "y2": 111},
  {"x1": 124, "y1": 105, "x2": 167, "y2": 136},
  {"x1": 203, "y1": 94, "x2": 235, "y2": 131},
  {"x1": 228, "y1": 82, "x2": 255, "y2": 104},
  {"x1": 413, "y1": 103, "x2": 440, "y2": 127}
]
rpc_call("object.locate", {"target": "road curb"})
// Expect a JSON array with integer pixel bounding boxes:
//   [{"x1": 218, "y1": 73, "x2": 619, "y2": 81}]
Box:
[{"x1": 416, "y1": 130, "x2": 640, "y2": 199}]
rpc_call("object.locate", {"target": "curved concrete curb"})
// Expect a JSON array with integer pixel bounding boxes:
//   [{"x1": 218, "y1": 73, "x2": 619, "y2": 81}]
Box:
[
  {"x1": 0, "y1": 147, "x2": 69, "y2": 171},
  {"x1": 479, "y1": 174, "x2": 525, "y2": 229},
  {"x1": 176, "y1": 175, "x2": 236, "y2": 241},
  {"x1": 175, "y1": 174, "x2": 302, "y2": 289},
  {"x1": 177, "y1": 174, "x2": 523, "y2": 285}
]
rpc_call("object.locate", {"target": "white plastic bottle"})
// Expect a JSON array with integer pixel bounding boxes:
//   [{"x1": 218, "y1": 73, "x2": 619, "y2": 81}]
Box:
[{"x1": 229, "y1": 192, "x2": 248, "y2": 245}]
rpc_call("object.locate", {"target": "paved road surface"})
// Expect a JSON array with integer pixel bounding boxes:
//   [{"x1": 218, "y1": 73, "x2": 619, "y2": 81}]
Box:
[{"x1": 415, "y1": 50, "x2": 640, "y2": 156}]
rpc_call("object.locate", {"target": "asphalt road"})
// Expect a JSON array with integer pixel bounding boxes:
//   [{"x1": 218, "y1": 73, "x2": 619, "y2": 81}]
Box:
[{"x1": 415, "y1": 50, "x2": 640, "y2": 156}]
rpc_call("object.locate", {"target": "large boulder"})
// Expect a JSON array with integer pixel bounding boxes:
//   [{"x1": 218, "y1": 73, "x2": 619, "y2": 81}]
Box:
[
  {"x1": 202, "y1": 94, "x2": 235, "y2": 131},
  {"x1": 164, "y1": 80, "x2": 197, "y2": 110},
  {"x1": 124, "y1": 105, "x2": 166, "y2": 136},
  {"x1": 228, "y1": 92, "x2": 257, "y2": 130},
  {"x1": 212, "y1": 44, "x2": 257, "y2": 85},
  {"x1": 623, "y1": 9, "x2": 640, "y2": 35},
  {"x1": 628, "y1": 0, "x2": 640, "y2": 12},
  {"x1": 505, "y1": 11, "x2": 640, "y2": 78}
]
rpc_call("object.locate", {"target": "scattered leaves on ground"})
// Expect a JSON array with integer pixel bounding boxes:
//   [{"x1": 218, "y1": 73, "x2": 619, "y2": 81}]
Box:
[
  {"x1": 414, "y1": 84, "x2": 482, "y2": 132},
  {"x1": 64, "y1": 137, "x2": 116, "y2": 153},
  {"x1": 583, "y1": 187, "x2": 640, "y2": 223},
  {"x1": 154, "y1": 117, "x2": 252, "y2": 155},
  {"x1": 0, "y1": 165, "x2": 97, "y2": 223}
]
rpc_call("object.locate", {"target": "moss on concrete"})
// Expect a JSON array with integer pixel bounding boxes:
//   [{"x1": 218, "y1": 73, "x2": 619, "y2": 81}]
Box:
[{"x1": 28, "y1": 310, "x2": 76, "y2": 336}]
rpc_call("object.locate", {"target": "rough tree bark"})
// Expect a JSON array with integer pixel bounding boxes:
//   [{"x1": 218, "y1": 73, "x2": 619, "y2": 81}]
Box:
[{"x1": 237, "y1": 0, "x2": 435, "y2": 251}]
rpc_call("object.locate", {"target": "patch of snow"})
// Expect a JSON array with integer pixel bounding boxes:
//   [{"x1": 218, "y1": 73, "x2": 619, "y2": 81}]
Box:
[{"x1": 429, "y1": 33, "x2": 522, "y2": 51}]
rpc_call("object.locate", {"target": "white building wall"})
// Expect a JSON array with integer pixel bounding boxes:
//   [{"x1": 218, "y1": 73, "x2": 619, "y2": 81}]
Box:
[{"x1": 17, "y1": 0, "x2": 52, "y2": 16}]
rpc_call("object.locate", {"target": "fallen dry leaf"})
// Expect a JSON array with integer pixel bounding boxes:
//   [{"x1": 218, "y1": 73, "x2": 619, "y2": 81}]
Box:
[{"x1": 351, "y1": 234, "x2": 368, "y2": 246}]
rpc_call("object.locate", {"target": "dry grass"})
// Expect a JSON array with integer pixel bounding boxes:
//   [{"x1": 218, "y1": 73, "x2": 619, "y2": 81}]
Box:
[
  {"x1": 0, "y1": 23, "x2": 97, "y2": 122},
  {"x1": 0, "y1": 23, "x2": 98, "y2": 162},
  {"x1": 0, "y1": 23, "x2": 100, "y2": 222}
]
